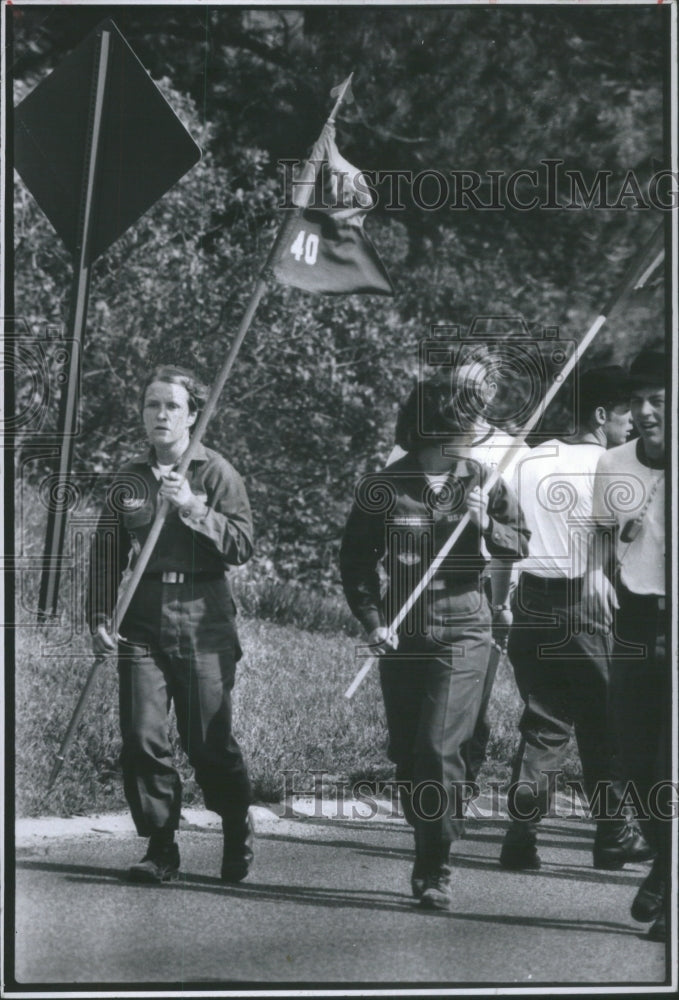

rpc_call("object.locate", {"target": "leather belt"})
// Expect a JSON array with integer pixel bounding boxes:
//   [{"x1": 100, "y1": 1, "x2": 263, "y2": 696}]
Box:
[
  {"x1": 427, "y1": 577, "x2": 477, "y2": 593},
  {"x1": 143, "y1": 571, "x2": 223, "y2": 584},
  {"x1": 521, "y1": 572, "x2": 583, "y2": 593}
]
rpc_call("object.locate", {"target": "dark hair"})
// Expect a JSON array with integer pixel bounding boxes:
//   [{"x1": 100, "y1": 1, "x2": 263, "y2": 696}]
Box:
[
  {"x1": 576, "y1": 365, "x2": 631, "y2": 425},
  {"x1": 395, "y1": 371, "x2": 487, "y2": 452},
  {"x1": 628, "y1": 349, "x2": 665, "y2": 390},
  {"x1": 141, "y1": 365, "x2": 208, "y2": 415}
]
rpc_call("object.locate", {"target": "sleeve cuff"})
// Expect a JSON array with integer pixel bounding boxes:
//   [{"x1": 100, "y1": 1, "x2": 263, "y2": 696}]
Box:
[
  {"x1": 360, "y1": 608, "x2": 383, "y2": 634},
  {"x1": 483, "y1": 517, "x2": 523, "y2": 559},
  {"x1": 89, "y1": 614, "x2": 111, "y2": 634},
  {"x1": 179, "y1": 496, "x2": 209, "y2": 524}
]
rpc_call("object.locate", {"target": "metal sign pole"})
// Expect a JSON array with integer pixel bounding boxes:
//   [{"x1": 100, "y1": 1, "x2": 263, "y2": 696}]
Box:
[{"x1": 38, "y1": 27, "x2": 112, "y2": 621}]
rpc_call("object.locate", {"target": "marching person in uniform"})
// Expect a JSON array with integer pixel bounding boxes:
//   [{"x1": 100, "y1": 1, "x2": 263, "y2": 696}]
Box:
[
  {"x1": 586, "y1": 349, "x2": 668, "y2": 942},
  {"x1": 88, "y1": 364, "x2": 255, "y2": 884},
  {"x1": 499, "y1": 365, "x2": 653, "y2": 872},
  {"x1": 385, "y1": 345, "x2": 526, "y2": 786},
  {"x1": 340, "y1": 372, "x2": 529, "y2": 910}
]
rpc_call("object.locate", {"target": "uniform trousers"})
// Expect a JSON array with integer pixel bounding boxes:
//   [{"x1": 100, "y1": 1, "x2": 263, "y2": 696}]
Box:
[
  {"x1": 611, "y1": 585, "x2": 670, "y2": 859},
  {"x1": 379, "y1": 587, "x2": 492, "y2": 870},
  {"x1": 507, "y1": 574, "x2": 617, "y2": 823},
  {"x1": 117, "y1": 576, "x2": 252, "y2": 837},
  {"x1": 460, "y1": 576, "x2": 498, "y2": 785}
]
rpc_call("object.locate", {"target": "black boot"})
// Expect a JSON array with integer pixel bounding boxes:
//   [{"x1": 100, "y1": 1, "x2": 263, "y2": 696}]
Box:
[
  {"x1": 593, "y1": 821, "x2": 655, "y2": 871},
  {"x1": 411, "y1": 827, "x2": 427, "y2": 899},
  {"x1": 221, "y1": 810, "x2": 254, "y2": 883},
  {"x1": 647, "y1": 909, "x2": 667, "y2": 943},
  {"x1": 631, "y1": 858, "x2": 665, "y2": 923},
  {"x1": 128, "y1": 830, "x2": 180, "y2": 884},
  {"x1": 500, "y1": 821, "x2": 541, "y2": 871},
  {"x1": 418, "y1": 839, "x2": 453, "y2": 911},
  {"x1": 420, "y1": 865, "x2": 453, "y2": 911}
]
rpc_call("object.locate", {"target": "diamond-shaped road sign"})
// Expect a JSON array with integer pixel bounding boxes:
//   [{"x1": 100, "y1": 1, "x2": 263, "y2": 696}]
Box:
[{"x1": 14, "y1": 18, "x2": 201, "y2": 261}]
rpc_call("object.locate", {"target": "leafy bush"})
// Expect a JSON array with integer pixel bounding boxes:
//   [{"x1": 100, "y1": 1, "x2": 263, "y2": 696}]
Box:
[{"x1": 12, "y1": 8, "x2": 666, "y2": 591}]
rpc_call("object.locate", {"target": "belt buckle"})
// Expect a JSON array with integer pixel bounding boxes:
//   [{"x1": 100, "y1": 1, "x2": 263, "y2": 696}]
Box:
[{"x1": 161, "y1": 571, "x2": 184, "y2": 584}]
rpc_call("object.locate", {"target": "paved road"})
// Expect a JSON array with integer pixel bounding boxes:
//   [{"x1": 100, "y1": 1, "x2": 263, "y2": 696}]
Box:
[{"x1": 12, "y1": 801, "x2": 669, "y2": 988}]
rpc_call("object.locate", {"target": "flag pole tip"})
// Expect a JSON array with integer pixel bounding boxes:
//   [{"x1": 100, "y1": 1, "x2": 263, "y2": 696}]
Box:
[{"x1": 330, "y1": 73, "x2": 355, "y2": 102}]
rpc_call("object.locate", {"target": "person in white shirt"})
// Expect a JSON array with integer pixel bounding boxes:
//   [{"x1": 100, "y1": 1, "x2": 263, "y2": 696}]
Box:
[
  {"x1": 586, "y1": 349, "x2": 668, "y2": 943},
  {"x1": 500, "y1": 365, "x2": 654, "y2": 872}
]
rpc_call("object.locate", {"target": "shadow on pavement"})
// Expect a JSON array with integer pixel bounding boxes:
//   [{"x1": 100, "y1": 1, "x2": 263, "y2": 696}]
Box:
[
  {"x1": 250, "y1": 832, "x2": 645, "y2": 888},
  {"x1": 277, "y1": 812, "x2": 598, "y2": 841},
  {"x1": 17, "y1": 859, "x2": 648, "y2": 936}
]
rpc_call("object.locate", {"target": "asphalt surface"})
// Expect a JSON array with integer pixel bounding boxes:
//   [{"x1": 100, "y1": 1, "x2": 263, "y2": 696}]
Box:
[{"x1": 11, "y1": 800, "x2": 670, "y2": 989}]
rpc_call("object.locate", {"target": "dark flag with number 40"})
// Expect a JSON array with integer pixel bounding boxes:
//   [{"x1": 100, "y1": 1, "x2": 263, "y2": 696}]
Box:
[{"x1": 266, "y1": 123, "x2": 393, "y2": 296}]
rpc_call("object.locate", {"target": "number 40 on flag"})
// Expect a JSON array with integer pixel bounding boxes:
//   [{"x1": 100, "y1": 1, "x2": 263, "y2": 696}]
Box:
[
  {"x1": 289, "y1": 228, "x2": 320, "y2": 266},
  {"x1": 265, "y1": 123, "x2": 393, "y2": 297}
]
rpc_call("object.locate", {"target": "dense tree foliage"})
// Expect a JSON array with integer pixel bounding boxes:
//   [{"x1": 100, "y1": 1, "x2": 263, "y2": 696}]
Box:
[{"x1": 11, "y1": 6, "x2": 668, "y2": 589}]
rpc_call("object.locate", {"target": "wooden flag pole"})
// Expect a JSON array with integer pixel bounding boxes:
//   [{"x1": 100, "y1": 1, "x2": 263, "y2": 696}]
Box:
[
  {"x1": 47, "y1": 74, "x2": 356, "y2": 792},
  {"x1": 344, "y1": 222, "x2": 665, "y2": 699},
  {"x1": 38, "y1": 27, "x2": 112, "y2": 621}
]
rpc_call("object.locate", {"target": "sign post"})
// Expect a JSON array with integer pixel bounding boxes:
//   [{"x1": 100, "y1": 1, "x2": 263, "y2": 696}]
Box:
[
  {"x1": 37, "y1": 26, "x2": 111, "y2": 621},
  {"x1": 14, "y1": 19, "x2": 202, "y2": 619}
]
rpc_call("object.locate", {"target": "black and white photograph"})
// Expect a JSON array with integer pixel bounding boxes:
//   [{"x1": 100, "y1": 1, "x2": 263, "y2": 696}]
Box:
[{"x1": 2, "y1": 1, "x2": 676, "y2": 995}]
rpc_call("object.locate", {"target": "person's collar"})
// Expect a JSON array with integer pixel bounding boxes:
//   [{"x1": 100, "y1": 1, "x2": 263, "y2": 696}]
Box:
[
  {"x1": 635, "y1": 438, "x2": 665, "y2": 470},
  {"x1": 414, "y1": 452, "x2": 475, "y2": 478},
  {"x1": 471, "y1": 419, "x2": 494, "y2": 447},
  {"x1": 471, "y1": 428, "x2": 495, "y2": 448},
  {"x1": 572, "y1": 431, "x2": 605, "y2": 447},
  {"x1": 130, "y1": 441, "x2": 209, "y2": 467}
]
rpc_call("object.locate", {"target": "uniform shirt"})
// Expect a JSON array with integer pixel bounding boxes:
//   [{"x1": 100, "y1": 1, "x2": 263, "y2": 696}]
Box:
[
  {"x1": 340, "y1": 452, "x2": 530, "y2": 634},
  {"x1": 387, "y1": 428, "x2": 528, "y2": 565},
  {"x1": 510, "y1": 439, "x2": 604, "y2": 580},
  {"x1": 591, "y1": 438, "x2": 665, "y2": 596},
  {"x1": 87, "y1": 442, "x2": 253, "y2": 629}
]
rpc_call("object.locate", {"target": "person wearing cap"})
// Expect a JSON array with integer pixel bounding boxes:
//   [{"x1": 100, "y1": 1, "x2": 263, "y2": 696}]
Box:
[
  {"x1": 499, "y1": 365, "x2": 654, "y2": 872},
  {"x1": 340, "y1": 372, "x2": 529, "y2": 910},
  {"x1": 87, "y1": 364, "x2": 255, "y2": 884},
  {"x1": 586, "y1": 348, "x2": 668, "y2": 943}
]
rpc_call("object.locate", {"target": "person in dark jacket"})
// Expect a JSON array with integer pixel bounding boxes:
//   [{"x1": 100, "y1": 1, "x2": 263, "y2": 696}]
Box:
[
  {"x1": 340, "y1": 372, "x2": 529, "y2": 910},
  {"x1": 88, "y1": 364, "x2": 254, "y2": 884}
]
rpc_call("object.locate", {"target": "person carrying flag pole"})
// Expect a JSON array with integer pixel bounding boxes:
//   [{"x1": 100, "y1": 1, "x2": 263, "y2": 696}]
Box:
[
  {"x1": 48, "y1": 75, "x2": 393, "y2": 801},
  {"x1": 88, "y1": 365, "x2": 255, "y2": 884},
  {"x1": 340, "y1": 372, "x2": 530, "y2": 910},
  {"x1": 384, "y1": 342, "x2": 526, "y2": 787}
]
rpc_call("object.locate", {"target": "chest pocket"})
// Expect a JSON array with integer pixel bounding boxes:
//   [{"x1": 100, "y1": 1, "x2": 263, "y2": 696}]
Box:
[{"x1": 387, "y1": 519, "x2": 434, "y2": 568}]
